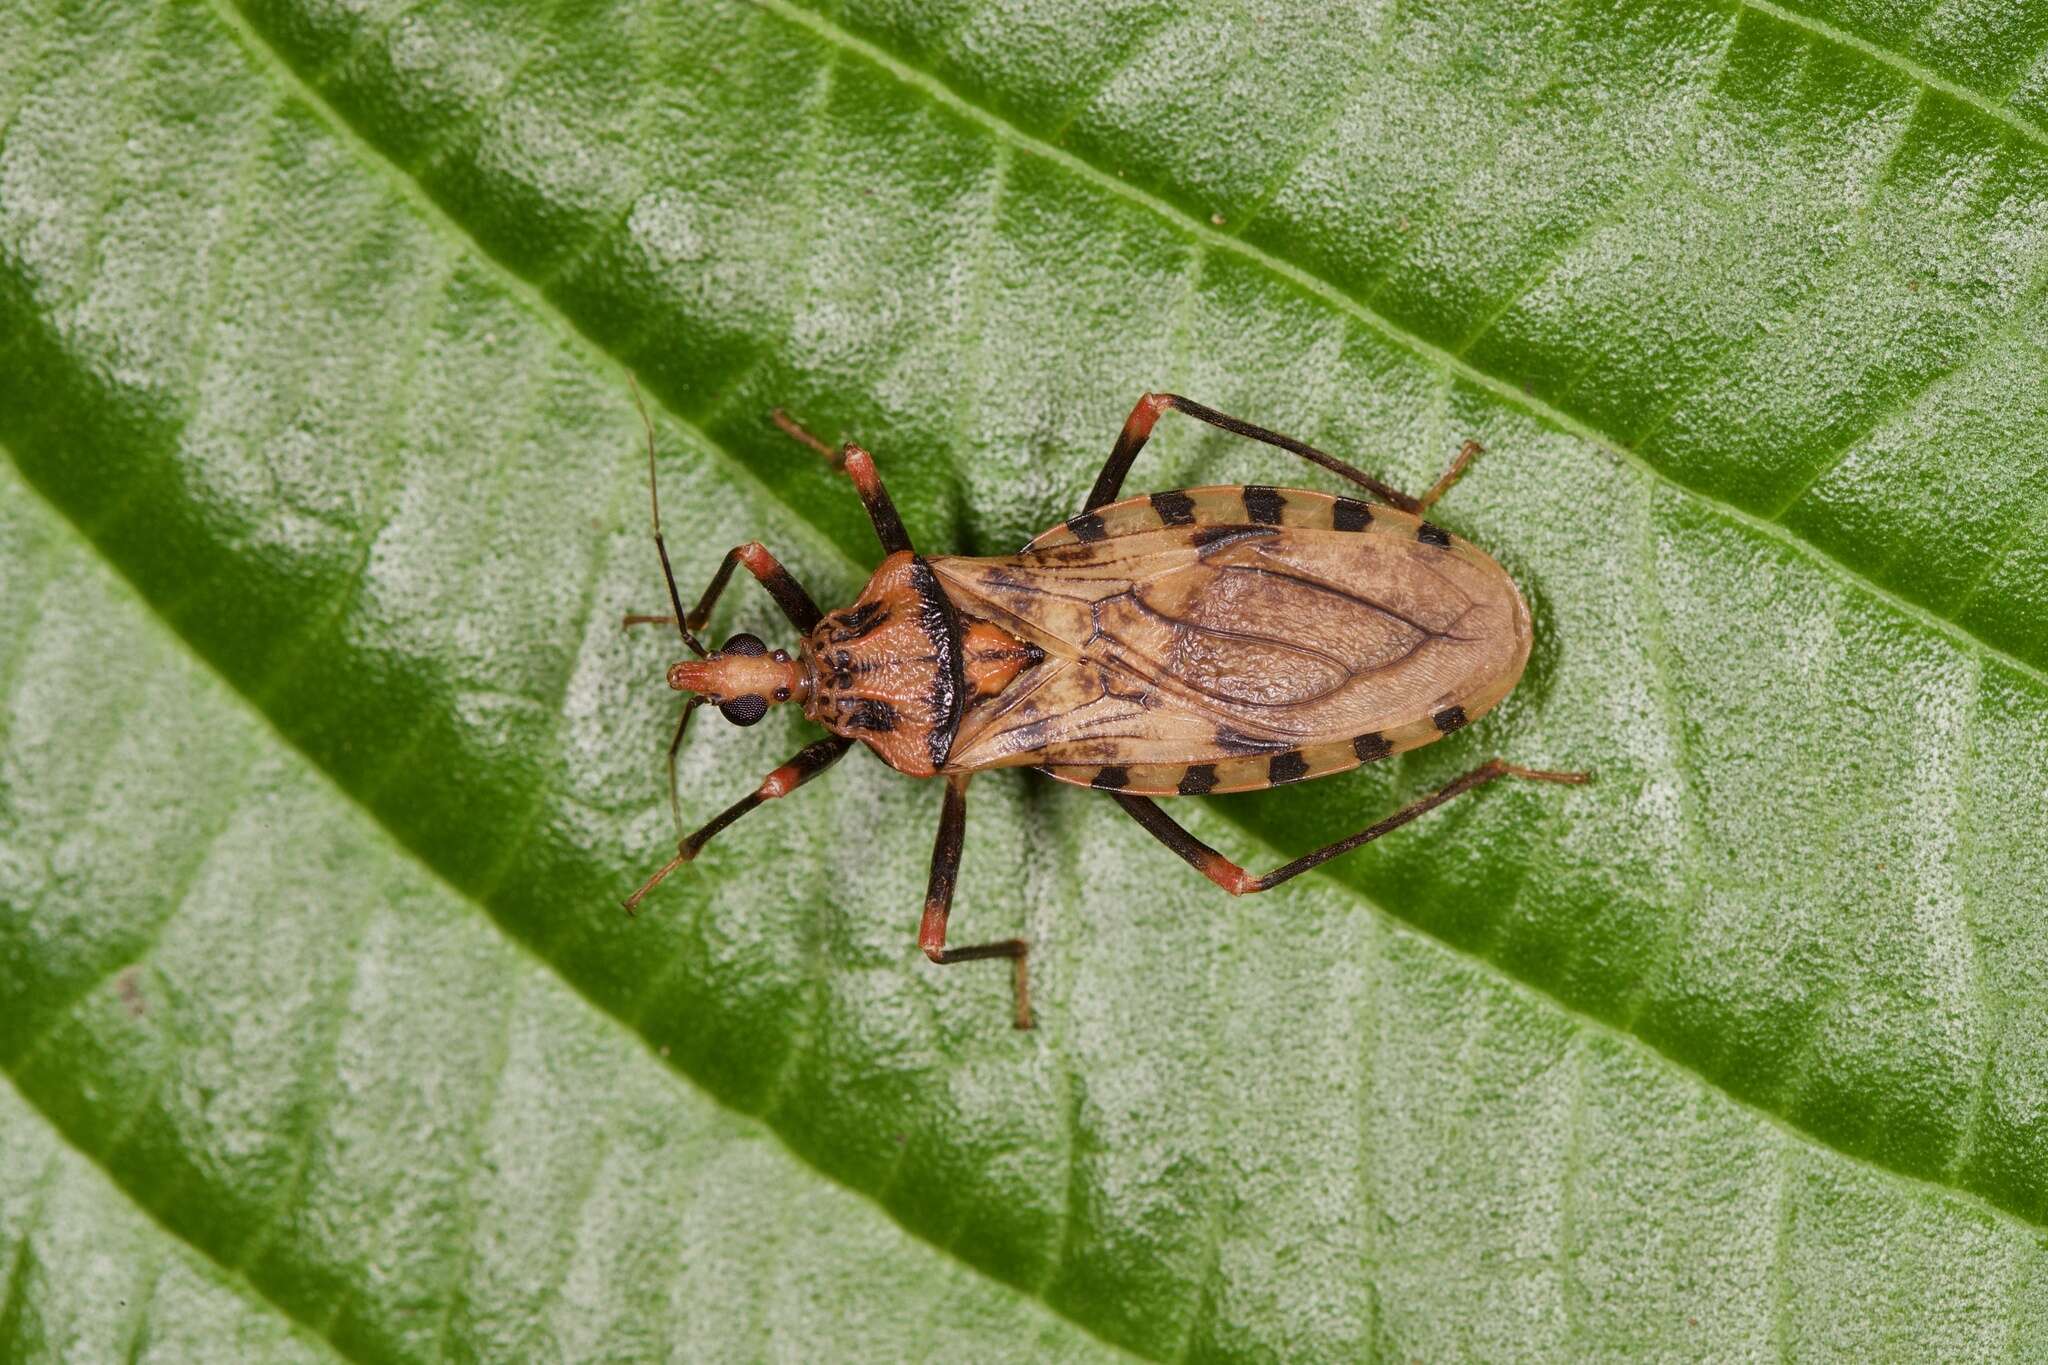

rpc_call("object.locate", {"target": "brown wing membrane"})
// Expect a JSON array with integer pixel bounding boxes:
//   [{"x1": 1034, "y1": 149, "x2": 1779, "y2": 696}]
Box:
[{"x1": 929, "y1": 487, "x2": 1531, "y2": 793}]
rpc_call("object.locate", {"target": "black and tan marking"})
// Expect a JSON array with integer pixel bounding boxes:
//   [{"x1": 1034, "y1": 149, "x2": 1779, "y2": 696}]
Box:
[
  {"x1": 962, "y1": 619, "x2": 1045, "y2": 706},
  {"x1": 1066, "y1": 511, "x2": 1108, "y2": 543},
  {"x1": 827, "y1": 597, "x2": 889, "y2": 641},
  {"x1": 1335, "y1": 498, "x2": 1372, "y2": 531},
  {"x1": 1242, "y1": 485, "x2": 1285, "y2": 525},
  {"x1": 1353, "y1": 731, "x2": 1393, "y2": 763},
  {"x1": 1150, "y1": 489, "x2": 1197, "y2": 525},
  {"x1": 1268, "y1": 750, "x2": 1310, "y2": 785},
  {"x1": 1024, "y1": 485, "x2": 1469, "y2": 551},
  {"x1": 1033, "y1": 703, "x2": 1500, "y2": 797}
]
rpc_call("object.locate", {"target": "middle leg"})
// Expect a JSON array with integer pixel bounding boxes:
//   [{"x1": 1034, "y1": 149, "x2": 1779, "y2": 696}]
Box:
[{"x1": 918, "y1": 772, "x2": 1032, "y2": 1029}]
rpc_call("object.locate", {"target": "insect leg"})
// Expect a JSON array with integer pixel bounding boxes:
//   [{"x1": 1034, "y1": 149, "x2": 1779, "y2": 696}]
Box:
[
  {"x1": 622, "y1": 735, "x2": 854, "y2": 915},
  {"x1": 918, "y1": 772, "x2": 1032, "y2": 1029},
  {"x1": 1110, "y1": 759, "x2": 1587, "y2": 895},
  {"x1": 669, "y1": 542, "x2": 825, "y2": 634},
  {"x1": 662, "y1": 697, "x2": 706, "y2": 842},
  {"x1": 1086, "y1": 392, "x2": 1430, "y2": 514},
  {"x1": 771, "y1": 409, "x2": 914, "y2": 556},
  {"x1": 626, "y1": 383, "x2": 824, "y2": 643},
  {"x1": 623, "y1": 541, "x2": 822, "y2": 637},
  {"x1": 836, "y1": 442, "x2": 914, "y2": 556},
  {"x1": 1414, "y1": 439, "x2": 1482, "y2": 513}
]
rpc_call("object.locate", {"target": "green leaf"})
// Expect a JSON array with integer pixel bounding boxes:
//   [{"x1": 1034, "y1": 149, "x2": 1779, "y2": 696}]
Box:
[
  {"x1": 5, "y1": 0, "x2": 2048, "y2": 1358},
  {"x1": 0, "y1": 468, "x2": 1118, "y2": 1365}
]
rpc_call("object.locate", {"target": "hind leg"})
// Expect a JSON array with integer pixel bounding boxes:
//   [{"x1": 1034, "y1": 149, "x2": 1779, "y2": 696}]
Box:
[
  {"x1": 1086, "y1": 391, "x2": 1481, "y2": 516},
  {"x1": 1112, "y1": 759, "x2": 1587, "y2": 895}
]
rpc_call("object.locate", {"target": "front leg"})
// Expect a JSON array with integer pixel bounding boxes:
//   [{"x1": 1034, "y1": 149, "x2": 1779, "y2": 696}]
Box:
[
  {"x1": 686, "y1": 542, "x2": 823, "y2": 634},
  {"x1": 623, "y1": 736, "x2": 854, "y2": 915},
  {"x1": 625, "y1": 539, "x2": 825, "y2": 638},
  {"x1": 918, "y1": 772, "x2": 1032, "y2": 1030},
  {"x1": 772, "y1": 409, "x2": 914, "y2": 555}
]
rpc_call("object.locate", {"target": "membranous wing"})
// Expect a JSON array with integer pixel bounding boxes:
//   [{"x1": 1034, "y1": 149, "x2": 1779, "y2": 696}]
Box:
[{"x1": 930, "y1": 508, "x2": 1529, "y2": 790}]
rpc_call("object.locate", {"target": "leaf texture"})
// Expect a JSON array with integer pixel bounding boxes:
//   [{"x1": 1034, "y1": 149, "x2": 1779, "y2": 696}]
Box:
[{"x1": 3, "y1": 0, "x2": 2047, "y2": 1358}]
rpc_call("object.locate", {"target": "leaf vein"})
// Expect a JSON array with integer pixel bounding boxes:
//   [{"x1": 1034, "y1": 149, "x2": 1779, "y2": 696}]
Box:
[
  {"x1": 4, "y1": 748, "x2": 258, "y2": 1075},
  {"x1": 1354, "y1": 0, "x2": 1599, "y2": 311},
  {"x1": 225, "y1": 896, "x2": 381, "y2": 1284},
  {"x1": 1941, "y1": 435, "x2": 2048, "y2": 617},
  {"x1": 1449, "y1": 13, "x2": 1744, "y2": 358},
  {"x1": 1615, "y1": 489, "x2": 1709, "y2": 1036},
  {"x1": 1739, "y1": 0, "x2": 2048, "y2": 148},
  {"x1": 428, "y1": 960, "x2": 523, "y2": 1363},
  {"x1": 1224, "y1": 0, "x2": 1409, "y2": 240},
  {"x1": 1764, "y1": 281, "x2": 2048, "y2": 526},
  {"x1": 0, "y1": 1149, "x2": 59, "y2": 1359}
]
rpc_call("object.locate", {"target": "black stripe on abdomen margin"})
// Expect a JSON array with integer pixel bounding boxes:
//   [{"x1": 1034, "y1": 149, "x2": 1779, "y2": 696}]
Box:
[{"x1": 910, "y1": 556, "x2": 967, "y2": 769}]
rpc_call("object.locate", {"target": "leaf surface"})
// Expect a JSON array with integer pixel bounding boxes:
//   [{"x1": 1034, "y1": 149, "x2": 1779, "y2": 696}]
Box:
[{"x1": 3, "y1": 0, "x2": 2048, "y2": 1358}]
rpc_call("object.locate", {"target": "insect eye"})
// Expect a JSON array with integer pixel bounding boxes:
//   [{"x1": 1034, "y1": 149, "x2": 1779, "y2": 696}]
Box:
[
  {"x1": 719, "y1": 694, "x2": 769, "y2": 726},
  {"x1": 721, "y1": 632, "x2": 767, "y2": 657}
]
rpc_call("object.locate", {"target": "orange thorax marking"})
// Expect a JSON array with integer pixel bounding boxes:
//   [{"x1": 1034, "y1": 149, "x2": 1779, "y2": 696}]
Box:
[{"x1": 963, "y1": 619, "x2": 1042, "y2": 704}]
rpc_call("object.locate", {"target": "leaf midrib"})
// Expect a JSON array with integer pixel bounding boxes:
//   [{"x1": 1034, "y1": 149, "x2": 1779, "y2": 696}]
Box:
[{"x1": 15, "y1": 0, "x2": 2036, "y2": 1354}]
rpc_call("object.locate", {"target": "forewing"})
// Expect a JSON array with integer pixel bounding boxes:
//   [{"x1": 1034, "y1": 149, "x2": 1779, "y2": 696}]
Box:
[{"x1": 932, "y1": 490, "x2": 1531, "y2": 791}]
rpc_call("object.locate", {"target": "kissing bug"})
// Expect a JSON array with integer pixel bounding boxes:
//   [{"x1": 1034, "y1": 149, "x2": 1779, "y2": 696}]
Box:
[{"x1": 622, "y1": 386, "x2": 1585, "y2": 1029}]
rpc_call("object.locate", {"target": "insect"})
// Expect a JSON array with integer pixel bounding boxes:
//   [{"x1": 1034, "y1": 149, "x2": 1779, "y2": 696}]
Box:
[{"x1": 622, "y1": 387, "x2": 1585, "y2": 1029}]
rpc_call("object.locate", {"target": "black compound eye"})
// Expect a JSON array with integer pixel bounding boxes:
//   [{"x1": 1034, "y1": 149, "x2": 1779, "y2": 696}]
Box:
[
  {"x1": 721, "y1": 632, "x2": 767, "y2": 657},
  {"x1": 719, "y1": 694, "x2": 769, "y2": 726}
]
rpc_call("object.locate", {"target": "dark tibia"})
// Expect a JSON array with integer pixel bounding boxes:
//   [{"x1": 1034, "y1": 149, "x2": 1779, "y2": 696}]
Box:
[
  {"x1": 680, "y1": 542, "x2": 824, "y2": 635},
  {"x1": 917, "y1": 773, "x2": 1032, "y2": 1029},
  {"x1": 683, "y1": 736, "x2": 853, "y2": 858},
  {"x1": 767, "y1": 410, "x2": 915, "y2": 556},
  {"x1": 838, "y1": 443, "x2": 913, "y2": 556}
]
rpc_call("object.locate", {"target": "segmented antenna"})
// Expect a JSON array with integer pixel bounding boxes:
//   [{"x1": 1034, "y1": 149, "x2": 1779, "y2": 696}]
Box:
[{"x1": 631, "y1": 374, "x2": 709, "y2": 659}]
